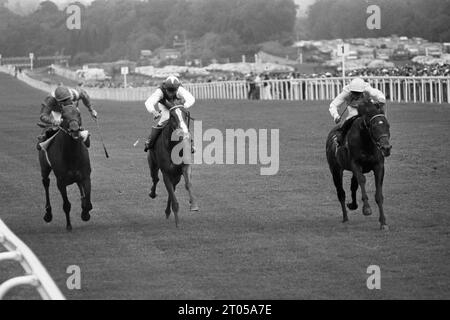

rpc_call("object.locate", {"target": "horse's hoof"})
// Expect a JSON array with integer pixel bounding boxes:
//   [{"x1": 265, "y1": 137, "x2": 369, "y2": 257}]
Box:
[
  {"x1": 43, "y1": 214, "x2": 52, "y2": 223},
  {"x1": 342, "y1": 218, "x2": 349, "y2": 223},
  {"x1": 190, "y1": 204, "x2": 199, "y2": 212},
  {"x1": 363, "y1": 207, "x2": 372, "y2": 216},
  {"x1": 165, "y1": 211, "x2": 171, "y2": 219},
  {"x1": 149, "y1": 192, "x2": 156, "y2": 199},
  {"x1": 81, "y1": 212, "x2": 91, "y2": 222},
  {"x1": 380, "y1": 224, "x2": 389, "y2": 231},
  {"x1": 66, "y1": 225, "x2": 72, "y2": 232},
  {"x1": 347, "y1": 202, "x2": 358, "y2": 211}
]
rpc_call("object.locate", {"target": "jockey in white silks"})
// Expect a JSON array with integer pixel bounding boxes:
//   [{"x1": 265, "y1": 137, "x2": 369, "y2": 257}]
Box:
[
  {"x1": 144, "y1": 75, "x2": 195, "y2": 152},
  {"x1": 329, "y1": 77, "x2": 386, "y2": 146}
]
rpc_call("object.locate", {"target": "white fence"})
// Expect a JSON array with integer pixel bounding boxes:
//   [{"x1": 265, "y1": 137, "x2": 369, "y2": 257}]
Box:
[
  {"x1": 51, "y1": 64, "x2": 80, "y2": 81},
  {"x1": 0, "y1": 65, "x2": 156, "y2": 101},
  {"x1": 0, "y1": 218, "x2": 65, "y2": 300},
  {"x1": 184, "y1": 76, "x2": 450, "y2": 104},
  {"x1": 1, "y1": 65, "x2": 449, "y2": 103}
]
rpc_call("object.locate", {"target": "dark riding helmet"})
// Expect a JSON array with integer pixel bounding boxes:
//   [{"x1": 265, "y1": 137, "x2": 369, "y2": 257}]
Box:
[
  {"x1": 54, "y1": 86, "x2": 72, "y2": 102},
  {"x1": 162, "y1": 75, "x2": 181, "y2": 93}
]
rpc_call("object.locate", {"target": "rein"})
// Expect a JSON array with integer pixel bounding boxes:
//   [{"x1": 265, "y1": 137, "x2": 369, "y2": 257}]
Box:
[{"x1": 169, "y1": 105, "x2": 195, "y2": 129}]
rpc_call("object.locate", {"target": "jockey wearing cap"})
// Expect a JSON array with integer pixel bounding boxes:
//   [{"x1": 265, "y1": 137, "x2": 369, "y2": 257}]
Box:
[
  {"x1": 37, "y1": 85, "x2": 98, "y2": 150},
  {"x1": 144, "y1": 75, "x2": 195, "y2": 152},
  {"x1": 329, "y1": 77, "x2": 386, "y2": 147}
]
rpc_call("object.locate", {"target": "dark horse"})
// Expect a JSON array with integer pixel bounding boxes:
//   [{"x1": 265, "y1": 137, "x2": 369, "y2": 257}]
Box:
[
  {"x1": 326, "y1": 96, "x2": 392, "y2": 230},
  {"x1": 147, "y1": 105, "x2": 199, "y2": 227},
  {"x1": 38, "y1": 104, "x2": 93, "y2": 231}
]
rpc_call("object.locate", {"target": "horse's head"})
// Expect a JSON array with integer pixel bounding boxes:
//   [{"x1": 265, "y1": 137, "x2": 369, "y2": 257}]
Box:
[
  {"x1": 361, "y1": 101, "x2": 392, "y2": 157},
  {"x1": 169, "y1": 105, "x2": 190, "y2": 140},
  {"x1": 61, "y1": 104, "x2": 82, "y2": 140}
]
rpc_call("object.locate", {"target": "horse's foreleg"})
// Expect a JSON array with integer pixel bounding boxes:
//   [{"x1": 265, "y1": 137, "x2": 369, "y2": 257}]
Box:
[
  {"x1": 163, "y1": 174, "x2": 179, "y2": 228},
  {"x1": 331, "y1": 168, "x2": 348, "y2": 222},
  {"x1": 57, "y1": 179, "x2": 72, "y2": 231},
  {"x1": 40, "y1": 154, "x2": 53, "y2": 223},
  {"x1": 347, "y1": 175, "x2": 359, "y2": 211},
  {"x1": 351, "y1": 162, "x2": 372, "y2": 216},
  {"x1": 42, "y1": 175, "x2": 52, "y2": 223},
  {"x1": 182, "y1": 165, "x2": 199, "y2": 212},
  {"x1": 77, "y1": 178, "x2": 92, "y2": 222},
  {"x1": 374, "y1": 164, "x2": 388, "y2": 230},
  {"x1": 148, "y1": 154, "x2": 159, "y2": 199}
]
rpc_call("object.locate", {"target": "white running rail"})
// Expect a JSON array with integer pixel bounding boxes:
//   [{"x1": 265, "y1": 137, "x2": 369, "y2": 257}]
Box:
[
  {"x1": 0, "y1": 218, "x2": 65, "y2": 300},
  {"x1": 2, "y1": 64, "x2": 449, "y2": 103}
]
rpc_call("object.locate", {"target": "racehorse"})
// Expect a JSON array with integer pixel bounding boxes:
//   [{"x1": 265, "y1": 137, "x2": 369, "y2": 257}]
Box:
[
  {"x1": 38, "y1": 104, "x2": 93, "y2": 231},
  {"x1": 326, "y1": 96, "x2": 392, "y2": 230},
  {"x1": 147, "y1": 105, "x2": 199, "y2": 227}
]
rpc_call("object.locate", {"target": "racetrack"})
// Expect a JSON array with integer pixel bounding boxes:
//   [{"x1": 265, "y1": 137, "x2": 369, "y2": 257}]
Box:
[{"x1": 1, "y1": 73, "x2": 449, "y2": 299}]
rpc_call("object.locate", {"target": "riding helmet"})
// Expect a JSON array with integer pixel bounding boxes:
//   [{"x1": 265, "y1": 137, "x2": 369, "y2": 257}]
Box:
[
  {"x1": 54, "y1": 86, "x2": 72, "y2": 102},
  {"x1": 162, "y1": 75, "x2": 181, "y2": 92}
]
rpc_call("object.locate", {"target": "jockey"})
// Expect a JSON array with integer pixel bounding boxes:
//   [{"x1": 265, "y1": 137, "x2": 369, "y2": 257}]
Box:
[
  {"x1": 144, "y1": 75, "x2": 195, "y2": 152},
  {"x1": 329, "y1": 77, "x2": 386, "y2": 147},
  {"x1": 37, "y1": 85, "x2": 98, "y2": 150}
]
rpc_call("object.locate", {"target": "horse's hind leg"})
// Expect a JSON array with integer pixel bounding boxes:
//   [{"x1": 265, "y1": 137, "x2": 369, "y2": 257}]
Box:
[
  {"x1": 77, "y1": 178, "x2": 92, "y2": 222},
  {"x1": 347, "y1": 175, "x2": 359, "y2": 211},
  {"x1": 351, "y1": 162, "x2": 372, "y2": 216},
  {"x1": 57, "y1": 180, "x2": 72, "y2": 231},
  {"x1": 182, "y1": 165, "x2": 199, "y2": 211},
  {"x1": 148, "y1": 153, "x2": 159, "y2": 199},
  {"x1": 374, "y1": 164, "x2": 388, "y2": 230},
  {"x1": 331, "y1": 168, "x2": 348, "y2": 223}
]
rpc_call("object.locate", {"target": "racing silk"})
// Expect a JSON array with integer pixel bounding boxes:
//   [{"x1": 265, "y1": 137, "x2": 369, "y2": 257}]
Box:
[
  {"x1": 40, "y1": 88, "x2": 93, "y2": 124},
  {"x1": 329, "y1": 83, "x2": 386, "y2": 121},
  {"x1": 144, "y1": 85, "x2": 195, "y2": 125}
]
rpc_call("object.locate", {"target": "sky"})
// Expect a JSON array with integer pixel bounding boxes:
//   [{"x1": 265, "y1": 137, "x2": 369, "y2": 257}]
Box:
[{"x1": 4, "y1": 0, "x2": 316, "y2": 16}]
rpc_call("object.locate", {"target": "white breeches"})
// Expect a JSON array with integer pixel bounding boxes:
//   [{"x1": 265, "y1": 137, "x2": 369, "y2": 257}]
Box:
[{"x1": 157, "y1": 103, "x2": 170, "y2": 125}]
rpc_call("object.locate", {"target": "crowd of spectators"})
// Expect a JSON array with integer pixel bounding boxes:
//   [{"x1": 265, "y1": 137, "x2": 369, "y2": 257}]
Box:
[{"x1": 75, "y1": 62, "x2": 450, "y2": 89}]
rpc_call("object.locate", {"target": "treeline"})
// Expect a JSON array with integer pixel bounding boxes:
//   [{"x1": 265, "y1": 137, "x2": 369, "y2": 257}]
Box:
[
  {"x1": 304, "y1": 0, "x2": 450, "y2": 42},
  {"x1": 0, "y1": 0, "x2": 297, "y2": 63},
  {"x1": 1, "y1": 0, "x2": 449, "y2": 65}
]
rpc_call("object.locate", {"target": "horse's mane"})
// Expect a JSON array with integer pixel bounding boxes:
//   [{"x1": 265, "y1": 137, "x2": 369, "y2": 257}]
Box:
[{"x1": 355, "y1": 94, "x2": 383, "y2": 118}]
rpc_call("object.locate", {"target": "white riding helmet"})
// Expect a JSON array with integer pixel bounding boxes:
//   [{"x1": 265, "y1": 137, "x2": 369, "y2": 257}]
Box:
[
  {"x1": 163, "y1": 75, "x2": 181, "y2": 92},
  {"x1": 349, "y1": 78, "x2": 366, "y2": 93}
]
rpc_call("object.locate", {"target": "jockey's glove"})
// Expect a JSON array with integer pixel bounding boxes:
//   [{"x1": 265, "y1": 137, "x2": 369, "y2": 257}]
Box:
[
  {"x1": 334, "y1": 116, "x2": 341, "y2": 124},
  {"x1": 153, "y1": 112, "x2": 161, "y2": 121},
  {"x1": 90, "y1": 109, "x2": 98, "y2": 119},
  {"x1": 52, "y1": 119, "x2": 62, "y2": 126}
]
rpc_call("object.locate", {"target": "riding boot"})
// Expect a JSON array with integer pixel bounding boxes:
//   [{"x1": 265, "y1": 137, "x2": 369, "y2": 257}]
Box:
[
  {"x1": 335, "y1": 117, "x2": 357, "y2": 147},
  {"x1": 144, "y1": 127, "x2": 163, "y2": 152},
  {"x1": 36, "y1": 134, "x2": 46, "y2": 151}
]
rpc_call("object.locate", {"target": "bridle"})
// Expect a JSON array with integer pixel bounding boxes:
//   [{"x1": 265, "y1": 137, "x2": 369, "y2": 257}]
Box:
[
  {"x1": 363, "y1": 114, "x2": 389, "y2": 151},
  {"x1": 58, "y1": 106, "x2": 82, "y2": 139}
]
